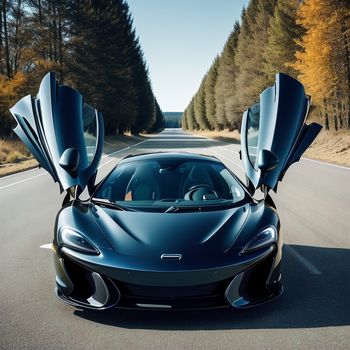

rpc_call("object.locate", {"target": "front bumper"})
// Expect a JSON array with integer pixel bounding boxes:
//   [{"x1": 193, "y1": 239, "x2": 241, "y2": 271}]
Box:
[{"x1": 53, "y1": 244, "x2": 282, "y2": 310}]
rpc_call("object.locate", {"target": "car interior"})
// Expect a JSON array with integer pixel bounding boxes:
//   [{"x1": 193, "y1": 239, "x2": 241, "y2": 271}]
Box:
[{"x1": 96, "y1": 160, "x2": 243, "y2": 203}]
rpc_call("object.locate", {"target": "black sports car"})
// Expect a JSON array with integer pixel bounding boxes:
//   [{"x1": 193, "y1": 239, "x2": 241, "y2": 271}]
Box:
[{"x1": 10, "y1": 72, "x2": 321, "y2": 310}]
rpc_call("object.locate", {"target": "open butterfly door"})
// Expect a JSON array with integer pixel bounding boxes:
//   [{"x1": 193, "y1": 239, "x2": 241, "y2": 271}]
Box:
[
  {"x1": 10, "y1": 72, "x2": 104, "y2": 195},
  {"x1": 240, "y1": 73, "x2": 322, "y2": 193}
]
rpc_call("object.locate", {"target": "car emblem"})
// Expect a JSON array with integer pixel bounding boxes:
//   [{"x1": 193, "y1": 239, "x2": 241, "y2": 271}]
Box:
[{"x1": 161, "y1": 254, "x2": 182, "y2": 260}]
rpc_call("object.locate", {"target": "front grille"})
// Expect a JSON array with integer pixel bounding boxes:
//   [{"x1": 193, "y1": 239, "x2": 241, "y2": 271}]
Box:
[
  {"x1": 123, "y1": 282, "x2": 218, "y2": 298},
  {"x1": 114, "y1": 279, "x2": 231, "y2": 309}
]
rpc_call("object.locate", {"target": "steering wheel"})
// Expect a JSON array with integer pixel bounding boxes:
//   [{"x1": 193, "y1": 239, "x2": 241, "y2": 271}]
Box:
[{"x1": 184, "y1": 184, "x2": 218, "y2": 201}]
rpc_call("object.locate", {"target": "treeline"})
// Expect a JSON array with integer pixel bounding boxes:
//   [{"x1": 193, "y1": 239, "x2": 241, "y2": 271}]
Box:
[
  {"x1": 182, "y1": 0, "x2": 350, "y2": 132},
  {"x1": 0, "y1": 0, "x2": 164, "y2": 138},
  {"x1": 164, "y1": 112, "x2": 182, "y2": 128}
]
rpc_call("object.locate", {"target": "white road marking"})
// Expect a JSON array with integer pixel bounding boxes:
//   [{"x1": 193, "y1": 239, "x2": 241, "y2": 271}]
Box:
[
  {"x1": 0, "y1": 173, "x2": 46, "y2": 191},
  {"x1": 98, "y1": 155, "x2": 124, "y2": 168},
  {"x1": 39, "y1": 243, "x2": 53, "y2": 250},
  {"x1": 286, "y1": 245, "x2": 321, "y2": 275},
  {"x1": 301, "y1": 157, "x2": 350, "y2": 170},
  {"x1": 215, "y1": 144, "x2": 349, "y2": 170},
  {"x1": 0, "y1": 139, "x2": 149, "y2": 191},
  {"x1": 0, "y1": 166, "x2": 40, "y2": 180},
  {"x1": 212, "y1": 150, "x2": 244, "y2": 172},
  {"x1": 216, "y1": 146, "x2": 239, "y2": 155},
  {"x1": 145, "y1": 138, "x2": 207, "y2": 142},
  {"x1": 100, "y1": 139, "x2": 148, "y2": 159},
  {"x1": 98, "y1": 139, "x2": 149, "y2": 169}
]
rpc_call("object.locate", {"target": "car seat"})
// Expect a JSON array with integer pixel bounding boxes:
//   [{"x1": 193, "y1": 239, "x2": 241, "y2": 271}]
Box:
[{"x1": 125, "y1": 164, "x2": 160, "y2": 200}]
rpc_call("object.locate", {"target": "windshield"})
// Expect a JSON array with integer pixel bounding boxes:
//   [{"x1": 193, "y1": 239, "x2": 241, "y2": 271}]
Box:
[{"x1": 93, "y1": 158, "x2": 248, "y2": 211}]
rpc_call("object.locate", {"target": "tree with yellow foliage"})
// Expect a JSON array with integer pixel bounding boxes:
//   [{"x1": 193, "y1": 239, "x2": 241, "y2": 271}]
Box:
[
  {"x1": 0, "y1": 72, "x2": 27, "y2": 137},
  {"x1": 0, "y1": 59, "x2": 59, "y2": 137},
  {"x1": 292, "y1": 0, "x2": 350, "y2": 130}
]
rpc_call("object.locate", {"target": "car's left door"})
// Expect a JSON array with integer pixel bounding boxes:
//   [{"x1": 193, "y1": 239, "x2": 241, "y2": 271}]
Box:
[
  {"x1": 240, "y1": 73, "x2": 322, "y2": 193},
  {"x1": 10, "y1": 72, "x2": 104, "y2": 194}
]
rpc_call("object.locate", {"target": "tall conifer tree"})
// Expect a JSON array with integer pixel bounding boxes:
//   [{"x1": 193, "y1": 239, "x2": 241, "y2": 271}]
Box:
[
  {"x1": 204, "y1": 56, "x2": 219, "y2": 129},
  {"x1": 263, "y1": 0, "x2": 301, "y2": 79},
  {"x1": 234, "y1": 0, "x2": 276, "y2": 114},
  {"x1": 214, "y1": 21, "x2": 240, "y2": 129}
]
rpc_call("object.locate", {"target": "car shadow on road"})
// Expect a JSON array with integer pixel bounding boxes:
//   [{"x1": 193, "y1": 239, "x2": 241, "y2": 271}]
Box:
[{"x1": 73, "y1": 244, "x2": 350, "y2": 329}]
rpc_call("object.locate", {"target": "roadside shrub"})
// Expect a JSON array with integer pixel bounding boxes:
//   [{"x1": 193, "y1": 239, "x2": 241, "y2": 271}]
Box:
[
  {"x1": 6, "y1": 151, "x2": 24, "y2": 163},
  {"x1": 0, "y1": 139, "x2": 31, "y2": 164}
]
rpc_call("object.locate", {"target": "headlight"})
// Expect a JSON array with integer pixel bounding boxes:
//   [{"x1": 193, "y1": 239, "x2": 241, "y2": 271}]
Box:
[
  {"x1": 241, "y1": 226, "x2": 277, "y2": 254},
  {"x1": 58, "y1": 228, "x2": 99, "y2": 255}
]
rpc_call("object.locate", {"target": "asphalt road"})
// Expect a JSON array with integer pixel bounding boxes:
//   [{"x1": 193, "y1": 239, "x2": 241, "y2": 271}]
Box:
[{"x1": 0, "y1": 128, "x2": 349, "y2": 350}]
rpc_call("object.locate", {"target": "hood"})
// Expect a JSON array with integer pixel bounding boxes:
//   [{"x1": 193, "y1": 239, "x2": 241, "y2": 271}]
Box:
[{"x1": 90, "y1": 205, "x2": 250, "y2": 261}]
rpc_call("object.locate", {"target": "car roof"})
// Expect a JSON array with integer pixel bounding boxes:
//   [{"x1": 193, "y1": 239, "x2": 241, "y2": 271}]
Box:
[{"x1": 118, "y1": 152, "x2": 222, "y2": 165}]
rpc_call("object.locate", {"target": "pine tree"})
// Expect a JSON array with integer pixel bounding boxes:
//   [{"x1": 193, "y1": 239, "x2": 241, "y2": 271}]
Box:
[
  {"x1": 150, "y1": 99, "x2": 165, "y2": 132},
  {"x1": 263, "y1": 0, "x2": 302, "y2": 78},
  {"x1": 1, "y1": 0, "x2": 12, "y2": 78},
  {"x1": 234, "y1": 0, "x2": 276, "y2": 115},
  {"x1": 130, "y1": 57, "x2": 156, "y2": 134},
  {"x1": 214, "y1": 21, "x2": 240, "y2": 130},
  {"x1": 0, "y1": 0, "x2": 33, "y2": 78},
  {"x1": 204, "y1": 56, "x2": 219, "y2": 130},
  {"x1": 186, "y1": 98, "x2": 197, "y2": 130},
  {"x1": 0, "y1": 0, "x2": 162, "y2": 138},
  {"x1": 181, "y1": 108, "x2": 188, "y2": 130},
  {"x1": 194, "y1": 80, "x2": 210, "y2": 130},
  {"x1": 67, "y1": 0, "x2": 139, "y2": 134},
  {"x1": 28, "y1": 0, "x2": 67, "y2": 80}
]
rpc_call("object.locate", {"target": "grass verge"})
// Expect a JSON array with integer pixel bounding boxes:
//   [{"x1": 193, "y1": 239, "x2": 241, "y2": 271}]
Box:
[
  {"x1": 0, "y1": 133, "x2": 146, "y2": 178},
  {"x1": 191, "y1": 129, "x2": 350, "y2": 168},
  {"x1": 0, "y1": 139, "x2": 32, "y2": 163}
]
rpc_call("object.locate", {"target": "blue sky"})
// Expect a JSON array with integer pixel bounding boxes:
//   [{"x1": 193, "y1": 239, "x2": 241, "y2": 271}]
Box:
[{"x1": 127, "y1": 0, "x2": 249, "y2": 112}]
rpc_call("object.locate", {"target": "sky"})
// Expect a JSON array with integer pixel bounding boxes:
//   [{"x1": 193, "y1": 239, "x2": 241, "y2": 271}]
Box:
[{"x1": 126, "y1": 0, "x2": 249, "y2": 112}]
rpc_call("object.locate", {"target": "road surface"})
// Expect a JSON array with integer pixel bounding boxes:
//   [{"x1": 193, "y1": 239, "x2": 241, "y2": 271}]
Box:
[{"x1": 0, "y1": 129, "x2": 349, "y2": 350}]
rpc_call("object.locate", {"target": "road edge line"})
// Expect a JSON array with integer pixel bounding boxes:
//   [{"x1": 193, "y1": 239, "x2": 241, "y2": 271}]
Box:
[
  {"x1": 0, "y1": 139, "x2": 149, "y2": 190},
  {"x1": 194, "y1": 132, "x2": 350, "y2": 171}
]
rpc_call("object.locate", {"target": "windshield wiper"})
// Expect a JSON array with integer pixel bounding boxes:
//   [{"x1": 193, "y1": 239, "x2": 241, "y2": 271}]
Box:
[
  {"x1": 164, "y1": 202, "x2": 235, "y2": 213},
  {"x1": 164, "y1": 206, "x2": 179, "y2": 213},
  {"x1": 91, "y1": 198, "x2": 130, "y2": 211},
  {"x1": 164, "y1": 206, "x2": 202, "y2": 213}
]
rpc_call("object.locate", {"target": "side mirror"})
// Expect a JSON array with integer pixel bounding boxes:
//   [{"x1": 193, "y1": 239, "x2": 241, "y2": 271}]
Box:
[
  {"x1": 59, "y1": 148, "x2": 80, "y2": 177},
  {"x1": 257, "y1": 149, "x2": 279, "y2": 173}
]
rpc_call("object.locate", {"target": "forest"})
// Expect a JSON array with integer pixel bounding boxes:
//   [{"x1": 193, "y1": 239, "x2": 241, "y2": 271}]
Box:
[
  {"x1": 163, "y1": 112, "x2": 182, "y2": 128},
  {"x1": 0, "y1": 0, "x2": 165, "y2": 139},
  {"x1": 182, "y1": 0, "x2": 350, "y2": 133}
]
